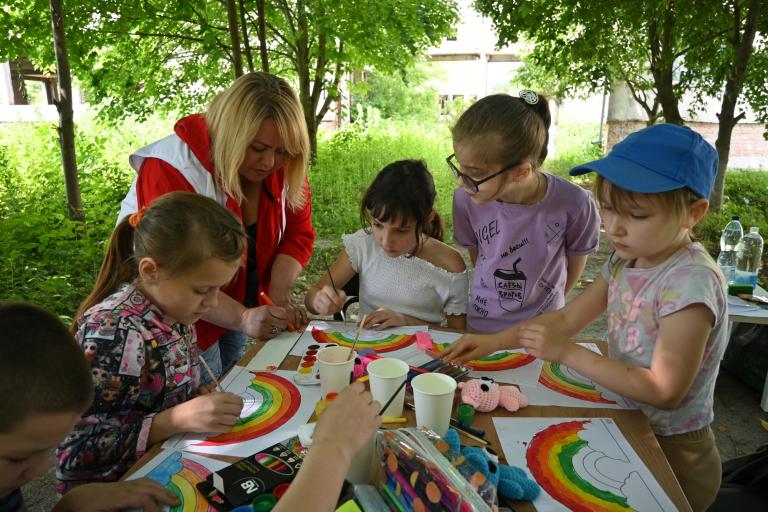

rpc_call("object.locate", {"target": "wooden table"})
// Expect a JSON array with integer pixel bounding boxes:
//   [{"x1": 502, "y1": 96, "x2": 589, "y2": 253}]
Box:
[{"x1": 126, "y1": 338, "x2": 692, "y2": 512}]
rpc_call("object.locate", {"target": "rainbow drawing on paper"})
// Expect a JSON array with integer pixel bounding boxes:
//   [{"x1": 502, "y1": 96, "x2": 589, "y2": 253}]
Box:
[
  {"x1": 311, "y1": 326, "x2": 416, "y2": 353},
  {"x1": 539, "y1": 362, "x2": 617, "y2": 404},
  {"x1": 130, "y1": 450, "x2": 227, "y2": 512},
  {"x1": 494, "y1": 417, "x2": 677, "y2": 512},
  {"x1": 431, "y1": 341, "x2": 536, "y2": 371},
  {"x1": 197, "y1": 371, "x2": 300, "y2": 446}
]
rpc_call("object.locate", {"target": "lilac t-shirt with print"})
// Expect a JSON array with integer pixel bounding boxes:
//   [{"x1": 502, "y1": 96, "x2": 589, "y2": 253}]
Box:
[
  {"x1": 453, "y1": 173, "x2": 600, "y2": 332},
  {"x1": 601, "y1": 242, "x2": 727, "y2": 436}
]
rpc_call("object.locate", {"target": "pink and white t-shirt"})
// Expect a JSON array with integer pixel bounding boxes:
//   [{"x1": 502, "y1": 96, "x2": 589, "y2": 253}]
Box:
[{"x1": 601, "y1": 242, "x2": 728, "y2": 436}]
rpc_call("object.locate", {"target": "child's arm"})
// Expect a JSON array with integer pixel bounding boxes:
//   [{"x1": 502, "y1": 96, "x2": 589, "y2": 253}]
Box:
[
  {"x1": 564, "y1": 255, "x2": 588, "y2": 295},
  {"x1": 272, "y1": 382, "x2": 381, "y2": 512},
  {"x1": 442, "y1": 276, "x2": 609, "y2": 363},
  {"x1": 305, "y1": 249, "x2": 356, "y2": 315},
  {"x1": 53, "y1": 478, "x2": 179, "y2": 512},
  {"x1": 147, "y1": 391, "x2": 244, "y2": 445},
  {"x1": 520, "y1": 303, "x2": 714, "y2": 410}
]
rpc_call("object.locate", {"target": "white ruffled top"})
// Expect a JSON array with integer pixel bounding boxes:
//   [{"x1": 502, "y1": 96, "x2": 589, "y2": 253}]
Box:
[{"x1": 342, "y1": 229, "x2": 469, "y2": 324}]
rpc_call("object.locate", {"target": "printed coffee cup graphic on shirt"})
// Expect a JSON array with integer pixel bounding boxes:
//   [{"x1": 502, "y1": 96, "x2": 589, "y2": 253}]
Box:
[{"x1": 494, "y1": 257, "x2": 526, "y2": 312}]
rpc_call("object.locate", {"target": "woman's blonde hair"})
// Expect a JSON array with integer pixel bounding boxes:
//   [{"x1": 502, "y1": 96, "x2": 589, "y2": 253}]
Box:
[
  {"x1": 451, "y1": 93, "x2": 551, "y2": 170},
  {"x1": 206, "y1": 72, "x2": 309, "y2": 210},
  {"x1": 594, "y1": 175, "x2": 699, "y2": 222}
]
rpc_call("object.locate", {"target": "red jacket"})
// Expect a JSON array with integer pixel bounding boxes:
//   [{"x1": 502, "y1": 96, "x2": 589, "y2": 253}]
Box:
[{"x1": 132, "y1": 114, "x2": 315, "y2": 350}]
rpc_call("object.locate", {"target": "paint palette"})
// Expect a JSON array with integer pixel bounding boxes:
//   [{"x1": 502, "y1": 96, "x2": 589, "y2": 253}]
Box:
[{"x1": 293, "y1": 343, "x2": 336, "y2": 385}]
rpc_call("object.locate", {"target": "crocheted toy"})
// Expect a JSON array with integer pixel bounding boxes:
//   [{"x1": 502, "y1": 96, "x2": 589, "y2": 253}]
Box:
[
  {"x1": 444, "y1": 429, "x2": 540, "y2": 502},
  {"x1": 458, "y1": 377, "x2": 529, "y2": 413},
  {"x1": 353, "y1": 355, "x2": 374, "y2": 380}
]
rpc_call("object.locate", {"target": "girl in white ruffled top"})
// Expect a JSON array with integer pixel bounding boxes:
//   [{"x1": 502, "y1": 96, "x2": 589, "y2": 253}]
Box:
[{"x1": 305, "y1": 160, "x2": 468, "y2": 329}]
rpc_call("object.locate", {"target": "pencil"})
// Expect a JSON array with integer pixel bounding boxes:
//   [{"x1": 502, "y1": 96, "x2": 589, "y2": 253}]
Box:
[
  {"x1": 259, "y1": 291, "x2": 297, "y2": 331},
  {"x1": 381, "y1": 417, "x2": 407, "y2": 424},
  {"x1": 366, "y1": 353, "x2": 429, "y2": 374},
  {"x1": 198, "y1": 355, "x2": 223, "y2": 392}
]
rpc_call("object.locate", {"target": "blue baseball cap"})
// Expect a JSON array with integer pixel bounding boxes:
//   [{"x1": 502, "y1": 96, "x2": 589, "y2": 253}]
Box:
[{"x1": 570, "y1": 124, "x2": 718, "y2": 199}]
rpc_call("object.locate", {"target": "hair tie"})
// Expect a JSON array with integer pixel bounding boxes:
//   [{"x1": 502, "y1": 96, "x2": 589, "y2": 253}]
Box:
[
  {"x1": 128, "y1": 208, "x2": 146, "y2": 228},
  {"x1": 519, "y1": 89, "x2": 539, "y2": 105}
]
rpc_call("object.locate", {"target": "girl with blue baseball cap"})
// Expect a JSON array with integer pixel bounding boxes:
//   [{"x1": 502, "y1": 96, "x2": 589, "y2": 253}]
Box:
[{"x1": 442, "y1": 124, "x2": 727, "y2": 511}]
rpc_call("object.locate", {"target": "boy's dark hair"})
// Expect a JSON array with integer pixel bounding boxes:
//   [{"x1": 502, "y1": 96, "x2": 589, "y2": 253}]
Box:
[
  {"x1": 0, "y1": 302, "x2": 93, "y2": 432},
  {"x1": 360, "y1": 160, "x2": 444, "y2": 255}
]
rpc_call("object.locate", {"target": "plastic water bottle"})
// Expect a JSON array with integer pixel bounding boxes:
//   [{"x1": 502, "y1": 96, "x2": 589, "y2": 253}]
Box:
[
  {"x1": 733, "y1": 227, "x2": 764, "y2": 290},
  {"x1": 716, "y1": 216, "x2": 743, "y2": 282}
]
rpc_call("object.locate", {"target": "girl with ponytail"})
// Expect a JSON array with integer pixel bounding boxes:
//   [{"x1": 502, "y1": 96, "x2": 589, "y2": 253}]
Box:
[
  {"x1": 58, "y1": 192, "x2": 246, "y2": 490},
  {"x1": 448, "y1": 91, "x2": 601, "y2": 333},
  {"x1": 305, "y1": 160, "x2": 468, "y2": 329}
]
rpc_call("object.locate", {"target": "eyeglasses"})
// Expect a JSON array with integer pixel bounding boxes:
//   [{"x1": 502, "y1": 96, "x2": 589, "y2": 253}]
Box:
[{"x1": 446, "y1": 154, "x2": 522, "y2": 193}]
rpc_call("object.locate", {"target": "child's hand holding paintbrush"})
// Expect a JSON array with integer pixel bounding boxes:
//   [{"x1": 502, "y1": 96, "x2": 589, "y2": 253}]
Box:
[{"x1": 304, "y1": 255, "x2": 350, "y2": 318}]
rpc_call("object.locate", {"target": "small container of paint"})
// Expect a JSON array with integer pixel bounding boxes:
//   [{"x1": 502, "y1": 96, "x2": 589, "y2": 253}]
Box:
[
  {"x1": 457, "y1": 403, "x2": 475, "y2": 426},
  {"x1": 252, "y1": 493, "x2": 277, "y2": 512}
]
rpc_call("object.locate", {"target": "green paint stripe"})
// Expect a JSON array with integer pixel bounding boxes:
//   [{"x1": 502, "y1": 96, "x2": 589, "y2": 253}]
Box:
[
  {"x1": 550, "y1": 363, "x2": 596, "y2": 391},
  {"x1": 559, "y1": 439, "x2": 630, "y2": 508},
  {"x1": 236, "y1": 382, "x2": 273, "y2": 426}
]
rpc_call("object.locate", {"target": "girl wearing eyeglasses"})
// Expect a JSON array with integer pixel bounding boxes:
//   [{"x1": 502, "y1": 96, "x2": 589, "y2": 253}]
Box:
[
  {"x1": 450, "y1": 91, "x2": 600, "y2": 333},
  {"x1": 305, "y1": 160, "x2": 468, "y2": 330}
]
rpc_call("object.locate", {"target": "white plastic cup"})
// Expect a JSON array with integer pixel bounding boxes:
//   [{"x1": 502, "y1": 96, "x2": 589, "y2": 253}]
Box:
[
  {"x1": 367, "y1": 358, "x2": 409, "y2": 417},
  {"x1": 411, "y1": 373, "x2": 457, "y2": 437},
  {"x1": 317, "y1": 346, "x2": 356, "y2": 397}
]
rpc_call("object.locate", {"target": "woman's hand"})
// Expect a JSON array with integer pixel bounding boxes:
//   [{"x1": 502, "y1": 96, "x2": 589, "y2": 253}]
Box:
[
  {"x1": 240, "y1": 305, "x2": 289, "y2": 339},
  {"x1": 362, "y1": 308, "x2": 407, "y2": 330},
  {"x1": 53, "y1": 478, "x2": 179, "y2": 512},
  {"x1": 439, "y1": 333, "x2": 504, "y2": 363},
  {"x1": 282, "y1": 302, "x2": 309, "y2": 330},
  {"x1": 306, "y1": 285, "x2": 347, "y2": 316},
  {"x1": 170, "y1": 392, "x2": 244, "y2": 433}
]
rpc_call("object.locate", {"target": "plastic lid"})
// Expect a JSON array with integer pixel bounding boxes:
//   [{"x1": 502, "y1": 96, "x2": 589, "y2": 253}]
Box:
[
  {"x1": 325, "y1": 392, "x2": 338, "y2": 401},
  {"x1": 732, "y1": 215, "x2": 740, "y2": 220},
  {"x1": 252, "y1": 493, "x2": 278, "y2": 511},
  {"x1": 750, "y1": 227, "x2": 760, "y2": 233}
]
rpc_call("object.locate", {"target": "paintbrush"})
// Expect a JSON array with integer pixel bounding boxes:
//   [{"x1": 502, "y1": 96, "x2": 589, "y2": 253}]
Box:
[
  {"x1": 323, "y1": 255, "x2": 346, "y2": 323},
  {"x1": 378, "y1": 378, "x2": 408, "y2": 416},
  {"x1": 348, "y1": 313, "x2": 367, "y2": 361},
  {"x1": 198, "y1": 355, "x2": 224, "y2": 393}
]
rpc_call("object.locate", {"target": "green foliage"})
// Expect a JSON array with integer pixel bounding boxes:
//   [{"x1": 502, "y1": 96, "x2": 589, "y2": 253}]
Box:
[
  {"x1": 350, "y1": 64, "x2": 441, "y2": 122},
  {"x1": 0, "y1": 116, "x2": 174, "y2": 319}
]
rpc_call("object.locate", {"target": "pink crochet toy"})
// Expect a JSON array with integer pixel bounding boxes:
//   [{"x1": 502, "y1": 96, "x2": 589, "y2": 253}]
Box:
[{"x1": 458, "y1": 377, "x2": 529, "y2": 413}]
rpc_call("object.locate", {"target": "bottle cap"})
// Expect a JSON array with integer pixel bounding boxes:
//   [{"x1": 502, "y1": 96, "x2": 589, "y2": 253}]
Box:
[
  {"x1": 750, "y1": 226, "x2": 759, "y2": 234},
  {"x1": 732, "y1": 215, "x2": 740, "y2": 220},
  {"x1": 252, "y1": 493, "x2": 277, "y2": 512}
]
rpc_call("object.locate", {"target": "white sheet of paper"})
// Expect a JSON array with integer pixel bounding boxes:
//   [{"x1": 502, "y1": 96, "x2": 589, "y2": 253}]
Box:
[
  {"x1": 126, "y1": 449, "x2": 227, "y2": 512},
  {"x1": 493, "y1": 417, "x2": 677, "y2": 512},
  {"x1": 163, "y1": 367, "x2": 320, "y2": 456},
  {"x1": 521, "y1": 343, "x2": 636, "y2": 409},
  {"x1": 245, "y1": 330, "x2": 302, "y2": 371},
  {"x1": 426, "y1": 330, "x2": 544, "y2": 386}
]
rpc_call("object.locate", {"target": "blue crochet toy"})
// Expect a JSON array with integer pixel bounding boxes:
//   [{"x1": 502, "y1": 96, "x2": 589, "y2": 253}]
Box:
[{"x1": 444, "y1": 429, "x2": 540, "y2": 502}]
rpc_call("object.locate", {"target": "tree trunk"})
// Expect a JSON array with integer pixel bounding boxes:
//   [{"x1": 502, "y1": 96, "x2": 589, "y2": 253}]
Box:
[
  {"x1": 49, "y1": 0, "x2": 83, "y2": 221},
  {"x1": 238, "y1": 0, "x2": 254, "y2": 72},
  {"x1": 225, "y1": 0, "x2": 243, "y2": 77},
  {"x1": 649, "y1": 2, "x2": 684, "y2": 125},
  {"x1": 710, "y1": 0, "x2": 761, "y2": 211},
  {"x1": 256, "y1": 0, "x2": 269, "y2": 72}
]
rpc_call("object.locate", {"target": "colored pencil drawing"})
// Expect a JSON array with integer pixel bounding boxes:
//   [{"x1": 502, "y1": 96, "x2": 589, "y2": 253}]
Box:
[
  {"x1": 289, "y1": 321, "x2": 427, "y2": 361},
  {"x1": 426, "y1": 330, "x2": 543, "y2": 387},
  {"x1": 522, "y1": 344, "x2": 636, "y2": 409},
  {"x1": 163, "y1": 367, "x2": 320, "y2": 456},
  {"x1": 126, "y1": 449, "x2": 227, "y2": 512},
  {"x1": 493, "y1": 417, "x2": 677, "y2": 512}
]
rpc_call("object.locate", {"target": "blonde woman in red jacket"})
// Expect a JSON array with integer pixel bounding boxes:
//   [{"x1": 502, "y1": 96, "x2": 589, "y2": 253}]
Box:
[{"x1": 118, "y1": 72, "x2": 315, "y2": 381}]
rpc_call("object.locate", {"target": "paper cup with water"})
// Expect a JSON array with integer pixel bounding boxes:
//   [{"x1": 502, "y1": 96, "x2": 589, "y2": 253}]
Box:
[
  {"x1": 317, "y1": 346, "x2": 355, "y2": 397},
  {"x1": 411, "y1": 373, "x2": 457, "y2": 437},
  {"x1": 367, "y1": 358, "x2": 409, "y2": 417}
]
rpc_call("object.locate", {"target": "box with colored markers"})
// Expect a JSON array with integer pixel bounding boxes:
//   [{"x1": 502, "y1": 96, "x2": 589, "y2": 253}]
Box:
[{"x1": 210, "y1": 439, "x2": 304, "y2": 507}]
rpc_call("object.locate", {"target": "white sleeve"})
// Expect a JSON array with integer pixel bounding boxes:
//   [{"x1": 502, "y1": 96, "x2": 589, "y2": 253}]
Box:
[{"x1": 442, "y1": 270, "x2": 469, "y2": 316}]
